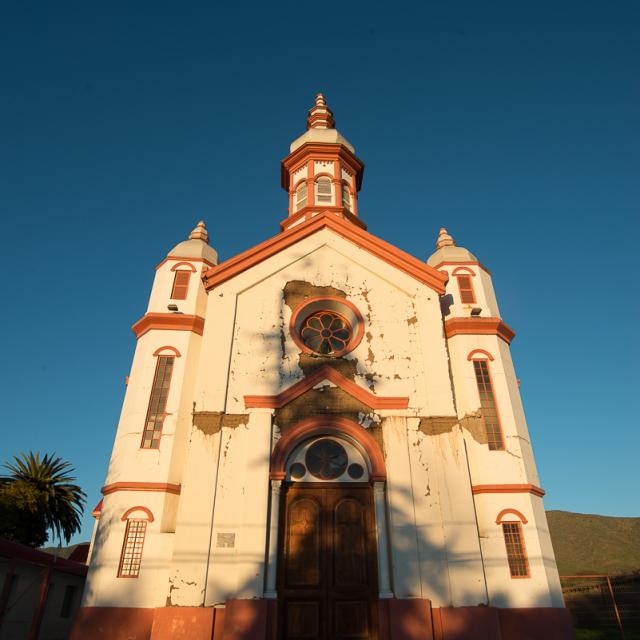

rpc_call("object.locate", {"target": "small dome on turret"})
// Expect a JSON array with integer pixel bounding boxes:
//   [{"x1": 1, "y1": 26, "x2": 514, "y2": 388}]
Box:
[
  {"x1": 427, "y1": 227, "x2": 477, "y2": 266},
  {"x1": 289, "y1": 94, "x2": 355, "y2": 153},
  {"x1": 169, "y1": 220, "x2": 218, "y2": 264}
]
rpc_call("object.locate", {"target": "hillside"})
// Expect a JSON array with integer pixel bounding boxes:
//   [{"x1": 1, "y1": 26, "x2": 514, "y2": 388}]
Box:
[{"x1": 547, "y1": 510, "x2": 640, "y2": 576}]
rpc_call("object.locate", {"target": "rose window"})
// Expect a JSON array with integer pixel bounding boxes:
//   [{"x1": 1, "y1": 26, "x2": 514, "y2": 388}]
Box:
[
  {"x1": 305, "y1": 439, "x2": 348, "y2": 480},
  {"x1": 300, "y1": 311, "x2": 352, "y2": 355}
]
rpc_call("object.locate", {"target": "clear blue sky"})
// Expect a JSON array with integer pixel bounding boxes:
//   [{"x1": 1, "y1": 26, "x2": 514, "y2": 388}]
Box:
[{"x1": 1, "y1": 1, "x2": 637, "y2": 544}]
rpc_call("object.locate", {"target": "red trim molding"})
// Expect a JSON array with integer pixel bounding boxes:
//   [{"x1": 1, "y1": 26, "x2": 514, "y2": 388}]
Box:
[
  {"x1": 245, "y1": 364, "x2": 409, "y2": 410},
  {"x1": 121, "y1": 506, "x2": 155, "y2": 522},
  {"x1": 271, "y1": 416, "x2": 386, "y2": 481},
  {"x1": 156, "y1": 255, "x2": 216, "y2": 271},
  {"x1": 101, "y1": 482, "x2": 181, "y2": 496},
  {"x1": 445, "y1": 317, "x2": 515, "y2": 344},
  {"x1": 132, "y1": 313, "x2": 205, "y2": 338},
  {"x1": 152, "y1": 345, "x2": 182, "y2": 357},
  {"x1": 431, "y1": 260, "x2": 492, "y2": 276},
  {"x1": 451, "y1": 266, "x2": 476, "y2": 276},
  {"x1": 92, "y1": 499, "x2": 103, "y2": 518},
  {"x1": 203, "y1": 210, "x2": 448, "y2": 295},
  {"x1": 472, "y1": 484, "x2": 545, "y2": 497},
  {"x1": 289, "y1": 296, "x2": 365, "y2": 358},
  {"x1": 495, "y1": 508, "x2": 528, "y2": 524},
  {"x1": 467, "y1": 348, "x2": 494, "y2": 361}
]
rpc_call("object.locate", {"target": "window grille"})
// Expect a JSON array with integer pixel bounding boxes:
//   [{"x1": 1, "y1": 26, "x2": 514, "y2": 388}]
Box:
[
  {"x1": 118, "y1": 519, "x2": 147, "y2": 578},
  {"x1": 141, "y1": 356, "x2": 174, "y2": 449},
  {"x1": 502, "y1": 522, "x2": 530, "y2": 577},
  {"x1": 171, "y1": 270, "x2": 191, "y2": 300},
  {"x1": 473, "y1": 359, "x2": 504, "y2": 450}
]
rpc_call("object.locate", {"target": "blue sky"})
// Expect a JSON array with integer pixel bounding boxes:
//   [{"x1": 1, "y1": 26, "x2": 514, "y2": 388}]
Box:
[{"x1": 0, "y1": 1, "x2": 637, "y2": 544}]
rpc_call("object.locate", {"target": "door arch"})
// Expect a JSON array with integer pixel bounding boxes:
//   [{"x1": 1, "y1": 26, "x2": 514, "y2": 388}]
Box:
[{"x1": 274, "y1": 428, "x2": 381, "y2": 640}]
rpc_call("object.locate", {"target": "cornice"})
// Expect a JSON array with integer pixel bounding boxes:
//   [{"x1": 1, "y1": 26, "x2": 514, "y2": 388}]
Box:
[
  {"x1": 472, "y1": 483, "x2": 545, "y2": 497},
  {"x1": 132, "y1": 313, "x2": 205, "y2": 338},
  {"x1": 444, "y1": 317, "x2": 516, "y2": 344},
  {"x1": 101, "y1": 482, "x2": 182, "y2": 495},
  {"x1": 203, "y1": 211, "x2": 448, "y2": 295}
]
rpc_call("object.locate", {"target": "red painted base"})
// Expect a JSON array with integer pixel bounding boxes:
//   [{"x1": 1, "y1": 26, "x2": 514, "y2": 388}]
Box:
[{"x1": 71, "y1": 600, "x2": 574, "y2": 640}]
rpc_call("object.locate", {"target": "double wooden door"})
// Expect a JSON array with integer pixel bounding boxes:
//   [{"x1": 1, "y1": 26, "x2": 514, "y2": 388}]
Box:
[{"x1": 278, "y1": 484, "x2": 379, "y2": 640}]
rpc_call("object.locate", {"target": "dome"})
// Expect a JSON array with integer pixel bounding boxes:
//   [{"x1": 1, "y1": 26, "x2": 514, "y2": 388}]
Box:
[
  {"x1": 169, "y1": 221, "x2": 218, "y2": 264},
  {"x1": 426, "y1": 228, "x2": 477, "y2": 266}
]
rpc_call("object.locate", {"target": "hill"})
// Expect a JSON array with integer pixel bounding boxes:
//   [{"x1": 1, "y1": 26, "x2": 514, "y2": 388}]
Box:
[{"x1": 547, "y1": 510, "x2": 640, "y2": 576}]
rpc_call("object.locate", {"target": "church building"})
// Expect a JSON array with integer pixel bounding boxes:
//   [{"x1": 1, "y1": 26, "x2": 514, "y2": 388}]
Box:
[{"x1": 72, "y1": 95, "x2": 573, "y2": 640}]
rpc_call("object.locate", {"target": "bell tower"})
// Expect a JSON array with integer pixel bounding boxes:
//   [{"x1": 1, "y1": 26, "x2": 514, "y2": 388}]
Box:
[{"x1": 280, "y1": 94, "x2": 365, "y2": 230}]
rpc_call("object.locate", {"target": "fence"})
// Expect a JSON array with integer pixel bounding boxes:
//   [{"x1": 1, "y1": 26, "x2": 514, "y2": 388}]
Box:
[{"x1": 561, "y1": 573, "x2": 640, "y2": 639}]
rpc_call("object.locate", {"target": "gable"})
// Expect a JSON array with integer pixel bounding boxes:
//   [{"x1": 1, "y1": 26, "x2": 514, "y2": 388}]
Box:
[{"x1": 203, "y1": 211, "x2": 447, "y2": 295}]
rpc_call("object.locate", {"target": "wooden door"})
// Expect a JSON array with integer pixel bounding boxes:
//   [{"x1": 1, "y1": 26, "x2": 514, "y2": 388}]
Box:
[{"x1": 278, "y1": 484, "x2": 379, "y2": 640}]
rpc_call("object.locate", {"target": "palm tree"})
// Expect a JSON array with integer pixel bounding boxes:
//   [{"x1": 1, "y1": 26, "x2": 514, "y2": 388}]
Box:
[{"x1": 1, "y1": 452, "x2": 86, "y2": 545}]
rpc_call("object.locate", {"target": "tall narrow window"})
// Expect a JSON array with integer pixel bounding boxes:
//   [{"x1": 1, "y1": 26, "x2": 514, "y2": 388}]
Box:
[
  {"x1": 502, "y1": 522, "x2": 530, "y2": 577},
  {"x1": 141, "y1": 356, "x2": 174, "y2": 449},
  {"x1": 457, "y1": 275, "x2": 476, "y2": 303},
  {"x1": 473, "y1": 359, "x2": 504, "y2": 450},
  {"x1": 118, "y1": 519, "x2": 147, "y2": 578},
  {"x1": 316, "y1": 177, "x2": 333, "y2": 204},
  {"x1": 171, "y1": 270, "x2": 191, "y2": 300},
  {"x1": 341, "y1": 183, "x2": 351, "y2": 210},
  {"x1": 295, "y1": 182, "x2": 307, "y2": 211}
]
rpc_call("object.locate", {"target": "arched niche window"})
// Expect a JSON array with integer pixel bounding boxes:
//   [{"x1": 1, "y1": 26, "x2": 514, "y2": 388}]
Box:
[
  {"x1": 117, "y1": 507, "x2": 154, "y2": 578},
  {"x1": 496, "y1": 509, "x2": 530, "y2": 578},
  {"x1": 170, "y1": 262, "x2": 196, "y2": 300},
  {"x1": 341, "y1": 182, "x2": 351, "y2": 210},
  {"x1": 468, "y1": 351, "x2": 504, "y2": 451},
  {"x1": 141, "y1": 354, "x2": 175, "y2": 449},
  {"x1": 452, "y1": 267, "x2": 476, "y2": 304},
  {"x1": 295, "y1": 182, "x2": 308, "y2": 212},
  {"x1": 315, "y1": 176, "x2": 334, "y2": 206},
  {"x1": 286, "y1": 436, "x2": 370, "y2": 483}
]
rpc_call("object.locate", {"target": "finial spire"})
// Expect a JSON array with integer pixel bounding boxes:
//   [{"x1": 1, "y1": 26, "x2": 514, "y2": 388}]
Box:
[
  {"x1": 189, "y1": 220, "x2": 209, "y2": 243},
  {"x1": 307, "y1": 93, "x2": 335, "y2": 130},
  {"x1": 436, "y1": 227, "x2": 455, "y2": 250}
]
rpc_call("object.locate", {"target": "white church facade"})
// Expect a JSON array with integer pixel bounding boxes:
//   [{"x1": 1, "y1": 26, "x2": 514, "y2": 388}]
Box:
[{"x1": 72, "y1": 96, "x2": 574, "y2": 640}]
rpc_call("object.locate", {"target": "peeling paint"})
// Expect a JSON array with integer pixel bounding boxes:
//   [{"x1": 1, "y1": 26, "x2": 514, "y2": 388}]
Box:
[{"x1": 193, "y1": 411, "x2": 249, "y2": 436}]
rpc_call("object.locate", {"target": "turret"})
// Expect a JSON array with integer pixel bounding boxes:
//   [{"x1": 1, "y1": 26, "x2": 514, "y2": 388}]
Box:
[{"x1": 280, "y1": 94, "x2": 365, "y2": 230}]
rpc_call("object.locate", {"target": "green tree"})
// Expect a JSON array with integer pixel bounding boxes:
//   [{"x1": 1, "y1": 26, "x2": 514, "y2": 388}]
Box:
[{"x1": 0, "y1": 452, "x2": 86, "y2": 547}]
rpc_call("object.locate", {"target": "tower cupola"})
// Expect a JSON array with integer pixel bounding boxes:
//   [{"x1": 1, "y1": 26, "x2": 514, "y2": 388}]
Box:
[{"x1": 281, "y1": 94, "x2": 365, "y2": 231}]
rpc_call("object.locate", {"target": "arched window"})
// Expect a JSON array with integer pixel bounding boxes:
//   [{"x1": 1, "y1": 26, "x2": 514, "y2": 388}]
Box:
[
  {"x1": 496, "y1": 510, "x2": 530, "y2": 578},
  {"x1": 295, "y1": 182, "x2": 307, "y2": 212},
  {"x1": 118, "y1": 507, "x2": 154, "y2": 578},
  {"x1": 452, "y1": 267, "x2": 476, "y2": 304},
  {"x1": 141, "y1": 355, "x2": 175, "y2": 449},
  {"x1": 341, "y1": 183, "x2": 351, "y2": 210},
  {"x1": 171, "y1": 270, "x2": 191, "y2": 300},
  {"x1": 471, "y1": 356, "x2": 504, "y2": 450},
  {"x1": 315, "y1": 177, "x2": 333, "y2": 205}
]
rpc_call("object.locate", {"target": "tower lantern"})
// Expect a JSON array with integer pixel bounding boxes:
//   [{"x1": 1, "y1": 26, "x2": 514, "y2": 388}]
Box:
[{"x1": 280, "y1": 93, "x2": 365, "y2": 230}]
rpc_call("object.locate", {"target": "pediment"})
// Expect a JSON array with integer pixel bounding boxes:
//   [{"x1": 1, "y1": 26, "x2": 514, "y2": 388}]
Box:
[{"x1": 244, "y1": 364, "x2": 408, "y2": 410}]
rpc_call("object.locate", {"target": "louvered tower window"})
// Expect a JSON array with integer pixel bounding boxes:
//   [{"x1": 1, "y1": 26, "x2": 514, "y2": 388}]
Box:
[
  {"x1": 171, "y1": 270, "x2": 191, "y2": 300},
  {"x1": 295, "y1": 182, "x2": 307, "y2": 211},
  {"x1": 457, "y1": 275, "x2": 476, "y2": 303},
  {"x1": 341, "y1": 183, "x2": 351, "y2": 210},
  {"x1": 316, "y1": 177, "x2": 333, "y2": 204}
]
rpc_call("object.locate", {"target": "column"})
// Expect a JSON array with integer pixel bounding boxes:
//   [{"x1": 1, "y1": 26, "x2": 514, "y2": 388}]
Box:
[
  {"x1": 374, "y1": 481, "x2": 393, "y2": 598},
  {"x1": 264, "y1": 480, "x2": 282, "y2": 598}
]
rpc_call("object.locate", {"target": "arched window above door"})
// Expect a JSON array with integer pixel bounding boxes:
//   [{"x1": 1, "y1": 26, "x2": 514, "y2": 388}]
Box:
[{"x1": 286, "y1": 436, "x2": 369, "y2": 482}]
